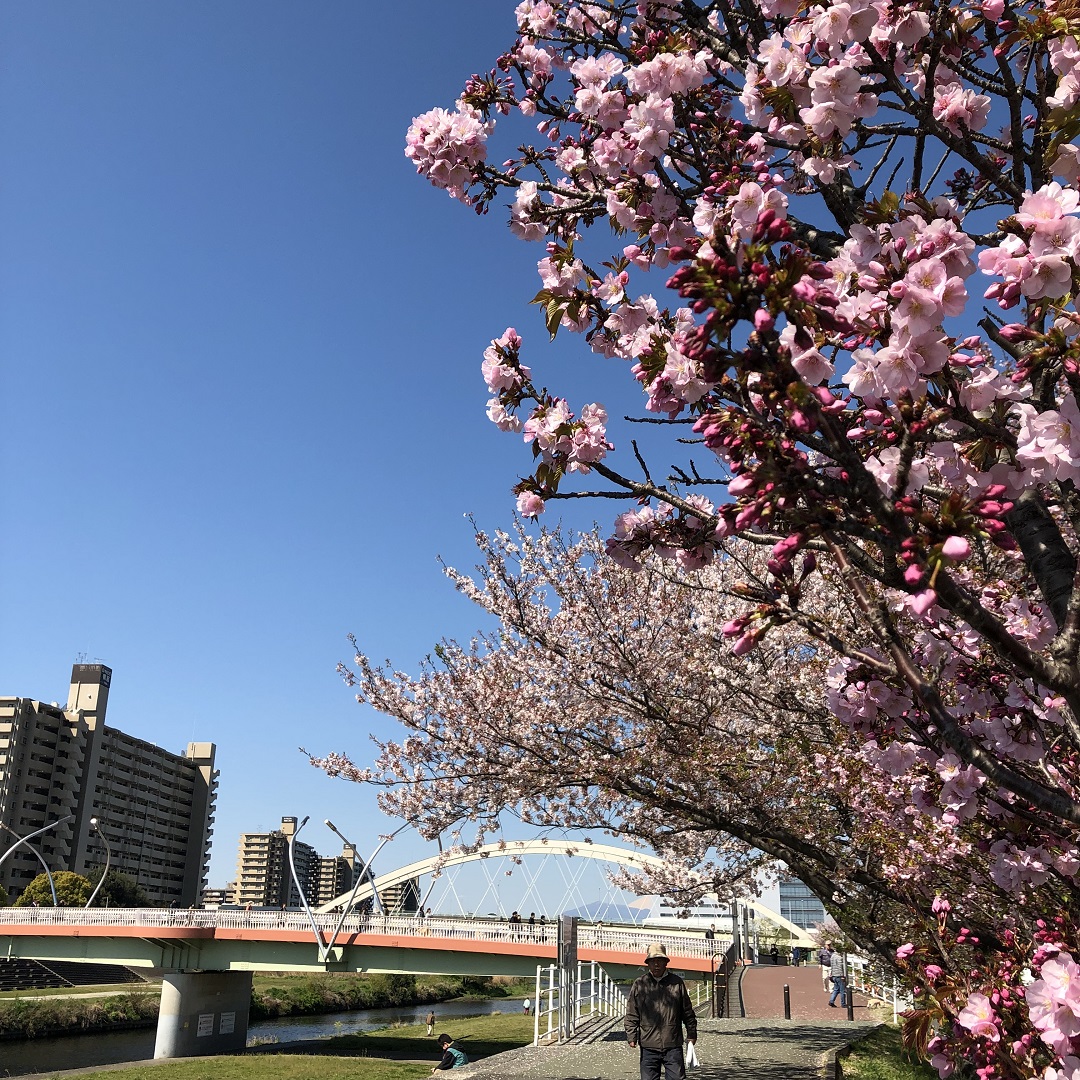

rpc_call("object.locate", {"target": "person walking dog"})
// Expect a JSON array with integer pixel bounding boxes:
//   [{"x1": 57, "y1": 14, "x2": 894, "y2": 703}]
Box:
[{"x1": 625, "y1": 943, "x2": 697, "y2": 1080}]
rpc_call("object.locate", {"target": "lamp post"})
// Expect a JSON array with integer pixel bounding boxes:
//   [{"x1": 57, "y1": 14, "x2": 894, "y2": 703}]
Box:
[
  {"x1": 0, "y1": 816, "x2": 74, "y2": 906},
  {"x1": 327, "y1": 819, "x2": 393, "y2": 918},
  {"x1": 286, "y1": 816, "x2": 327, "y2": 955},
  {"x1": 321, "y1": 819, "x2": 414, "y2": 961},
  {"x1": 84, "y1": 818, "x2": 113, "y2": 908}
]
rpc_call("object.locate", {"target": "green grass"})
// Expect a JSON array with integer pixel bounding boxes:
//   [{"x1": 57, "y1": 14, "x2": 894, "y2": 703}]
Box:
[
  {"x1": 840, "y1": 1024, "x2": 940, "y2": 1080},
  {"x1": 26, "y1": 1057, "x2": 430, "y2": 1080},
  {"x1": 23, "y1": 1011, "x2": 537, "y2": 1080},
  {"x1": 0, "y1": 981, "x2": 158, "y2": 999},
  {"x1": 308, "y1": 1011, "x2": 535, "y2": 1060}
]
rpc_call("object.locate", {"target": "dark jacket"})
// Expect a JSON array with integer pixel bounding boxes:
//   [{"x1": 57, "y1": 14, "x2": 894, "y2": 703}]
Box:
[
  {"x1": 624, "y1": 969, "x2": 697, "y2": 1049},
  {"x1": 435, "y1": 1045, "x2": 469, "y2": 1070}
]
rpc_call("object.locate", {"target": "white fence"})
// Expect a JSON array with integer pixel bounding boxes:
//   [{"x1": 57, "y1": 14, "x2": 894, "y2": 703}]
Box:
[
  {"x1": 532, "y1": 960, "x2": 628, "y2": 1045},
  {"x1": 845, "y1": 955, "x2": 912, "y2": 1022},
  {"x1": 0, "y1": 907, "x2": 718, "y2": 961}
]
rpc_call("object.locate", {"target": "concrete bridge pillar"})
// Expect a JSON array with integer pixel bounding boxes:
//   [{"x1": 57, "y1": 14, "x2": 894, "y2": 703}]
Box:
[{"x1": 153, "y1": 970, "x2": 252, "y2": 1059}]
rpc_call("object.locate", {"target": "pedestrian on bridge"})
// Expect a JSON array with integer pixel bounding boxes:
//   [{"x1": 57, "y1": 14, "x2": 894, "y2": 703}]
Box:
[{"x1": 625, "y1": 943, "x2": 697, "y2": 1080}]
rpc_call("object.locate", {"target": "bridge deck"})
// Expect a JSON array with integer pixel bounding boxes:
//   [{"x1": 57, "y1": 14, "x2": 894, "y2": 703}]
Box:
[{"x1": 0, "y1": 910, "x2": 719, "y2": 976}]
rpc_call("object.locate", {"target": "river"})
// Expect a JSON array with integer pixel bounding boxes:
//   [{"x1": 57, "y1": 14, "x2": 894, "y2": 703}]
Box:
[{"x1": 0, "y1": 997, "x2": 521, "y2": 1077}]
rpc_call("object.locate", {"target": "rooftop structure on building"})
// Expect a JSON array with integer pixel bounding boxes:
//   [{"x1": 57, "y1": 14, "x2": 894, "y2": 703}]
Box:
[{"x1": 0, "y1": 664, "x2": 218, "y2": 905}]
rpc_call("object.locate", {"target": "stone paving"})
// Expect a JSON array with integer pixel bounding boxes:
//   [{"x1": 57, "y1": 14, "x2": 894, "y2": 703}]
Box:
[
  {"x1": 457, "y1": 963, "x2": 883, "y2": 1080},
  {"x1": 740, "y1": 962, "x2": 881, "y2": 1022},
  {"x1": 459, "y1": 1017, "x2": 877, "y2": 1080}
]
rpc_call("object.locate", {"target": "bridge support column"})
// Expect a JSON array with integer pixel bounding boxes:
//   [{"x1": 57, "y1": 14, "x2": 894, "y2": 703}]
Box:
[{"x1": 154, "y1": 971, "x2": 252, "y2": 1059}]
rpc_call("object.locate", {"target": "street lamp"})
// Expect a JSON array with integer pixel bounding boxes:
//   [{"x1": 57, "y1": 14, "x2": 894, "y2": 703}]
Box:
[
  {"x1": 286, "y1": 816, "x2": 328, "y2": 955},
  {"x1": 321, "y1": 819, "x2": 414, "y2": 961},
  {"x1": 84, "y1": 818, "x2": 112, "y2": 908},
  {"x1": 0, "y1": 816, "x2": 75, "y2": 906}
]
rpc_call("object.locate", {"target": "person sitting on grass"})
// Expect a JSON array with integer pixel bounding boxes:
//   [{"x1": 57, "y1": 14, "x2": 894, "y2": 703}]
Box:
[{"x1": 432, "y1": 1033, "x2": 469, "y2": 1071}]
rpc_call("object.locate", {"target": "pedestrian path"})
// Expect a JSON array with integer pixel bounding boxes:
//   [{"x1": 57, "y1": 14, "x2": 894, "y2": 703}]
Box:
[
  {"x1": 463, "y1": 1017, "x2": 877, "y2": 1080},
  {"x1": 741, "y1": 963, "x2": 875, "y2": 1022}
]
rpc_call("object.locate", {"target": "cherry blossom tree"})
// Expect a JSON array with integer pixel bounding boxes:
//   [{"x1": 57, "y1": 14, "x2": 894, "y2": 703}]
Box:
[
  {"x1": 319, "y1": 526, "x2": 1074, "y2": 1078},
  {"x1": 393, "y1": 1, "x2": 1080, "y2": 1074}
]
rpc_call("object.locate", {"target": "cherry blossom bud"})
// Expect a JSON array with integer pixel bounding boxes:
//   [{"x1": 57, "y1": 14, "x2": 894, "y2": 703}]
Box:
[
  {"x1": 754, "y1": 308, "x2": 775, "y2": 332},
  {"x1": 896, "y1": 943, "x2": 915, "y2": 960},
  {"x1": 904, "y1": 564, "x2": 924, "y2": 585},
  {"x1": 997, "y1": 323, "x2": 1032, "y2": 342},
  {"x1": 941, "y1": 536, "x2": 971, "y2": 560},
  {"x1": 789, "y1": 409, "x2": 814, "y2": 433},
  {"x1": 732, "y1": 630, "x2": 760, "y2": 656}
]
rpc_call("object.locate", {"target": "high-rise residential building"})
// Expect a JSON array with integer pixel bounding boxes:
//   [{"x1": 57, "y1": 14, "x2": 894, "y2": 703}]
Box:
[
  {"x1": 0, "y1": 664, "x2": 218, "y2": 905},
  {"x1": 233, "y1": 816, "x2": 314, "y2": 908},
  {"x1": 378, "y1": 877, "x2": 421, "y2": 915},
  {"x1": 233, "y1": 818, "x2": 365, "y2": 909},
  {"x1": 313, "y1": 843, "x2": 361, "y2": 908}
]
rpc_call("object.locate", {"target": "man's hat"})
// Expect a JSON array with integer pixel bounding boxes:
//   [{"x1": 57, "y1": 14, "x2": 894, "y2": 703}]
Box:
[{"x1": 645, "y1": 942, "x2": 669, "y2": 961}]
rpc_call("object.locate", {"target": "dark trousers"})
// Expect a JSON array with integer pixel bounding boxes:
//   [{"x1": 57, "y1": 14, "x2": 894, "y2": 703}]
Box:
[{"x1": 639, "y1": 1045, "x2": 685, "y2": 1080}]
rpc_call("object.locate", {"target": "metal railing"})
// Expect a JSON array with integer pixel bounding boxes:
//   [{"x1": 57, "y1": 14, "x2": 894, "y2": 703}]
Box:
[
  {"x1": 845, "y1": 955, "x2": 912, "y2": 1022},
  {"x1": 711, "y1": 942, "x2": 739, "y2": 1018},
  {"x1": 0, "y1": 908, "x2": 720, "y2": 963},
  {"x1": 532, "y1": 960, "x2": 627, "y2": 1045}
]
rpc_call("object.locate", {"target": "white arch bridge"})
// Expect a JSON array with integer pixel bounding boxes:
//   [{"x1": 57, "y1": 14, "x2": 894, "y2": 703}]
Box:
[
  {"x1": 318, "y1": 838, "x2": 813, "y2": 948},
  {"x1": 0, "y1": 840, "x2": 815, "y2": 1059}
]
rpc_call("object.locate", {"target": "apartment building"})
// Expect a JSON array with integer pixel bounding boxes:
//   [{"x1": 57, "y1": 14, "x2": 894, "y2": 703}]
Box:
[
  {"x1": 379, "y1": 877, "x2": 421, "y2": 915},
  {"x1": 0, "y1": 664, "x2": 217, "y2": 905},
  {"x1": 233, "y1": 817, "x2": 365, "y2": 909},
  {"x1": 313, "y1": 843, "x2": 361, "y2": 908}
]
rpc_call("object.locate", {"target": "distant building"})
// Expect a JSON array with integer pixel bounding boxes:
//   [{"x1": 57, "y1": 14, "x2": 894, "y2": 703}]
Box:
[
  {"x1": 777, "y1": 877, "x2": 827, "y2": 929},
  {"x1": 378, "y1": 877, "x2": 421, "y2": 915},
  {"x1": 200, "y1": 885, "x2": 231, "y2": 907},
  {"x1": 0, "y1": 664, "x2": 218, "y2": 905},
  {"x1": 233, "y1": 817, "x2": 364, "y2": 909},
  {"x1": 313, "y1": 843, "x2": 361, "y2": 908}
]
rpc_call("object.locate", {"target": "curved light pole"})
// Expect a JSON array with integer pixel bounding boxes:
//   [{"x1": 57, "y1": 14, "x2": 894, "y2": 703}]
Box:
[
  {"x1": 322, "y1": 819, "x2": 413, "y2": 961},
  {"x1": 0, "y1": 815, "x2": 74, "y2": 906},
  {"x1": 0, "y1": 824, "x2": 59, "y2": 906},
  {"x1": 286, "y1": 816, "x2": 327, "y2": 955},
  {"x1": 84, "y1": 818, "x2": 112, "y2": 908}
]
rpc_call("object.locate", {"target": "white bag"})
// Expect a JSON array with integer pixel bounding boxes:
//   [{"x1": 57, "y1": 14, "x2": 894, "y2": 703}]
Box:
[{"x1": 685, "y1": 1042, "x2": 700, "y2": 1069}]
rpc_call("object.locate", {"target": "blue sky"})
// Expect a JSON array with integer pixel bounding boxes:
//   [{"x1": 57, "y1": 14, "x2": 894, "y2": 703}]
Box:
[{"x1": 0, "y1": 2, "x2": 660, "y2": 891}]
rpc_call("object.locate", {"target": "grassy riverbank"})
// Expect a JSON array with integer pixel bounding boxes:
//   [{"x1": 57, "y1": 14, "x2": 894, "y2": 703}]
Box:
[
  {"x1": 27, "y1": 1012, "x2": 537, "y2": 1080},
  {"x1": 0, "y1": 973, "x2": 533, "y2": 1040},
  {"x1": 840, "y1": 1025, "x2": 938, "y2": 1080}
]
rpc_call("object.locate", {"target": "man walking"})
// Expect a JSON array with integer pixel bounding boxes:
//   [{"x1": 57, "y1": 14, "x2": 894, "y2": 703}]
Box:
[
  {"x1": 818, "y1": 942, "x2": 833, "y2": 990},
  {"x1": 828, "y1": 948, "x2": 848, "y2": 1008},
  {"x1": 625, "y1": 943, "x2": 697, "y2": 1080}
]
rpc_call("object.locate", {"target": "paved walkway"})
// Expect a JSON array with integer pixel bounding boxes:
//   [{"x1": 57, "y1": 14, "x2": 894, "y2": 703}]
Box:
[
  {"x1": 461, "y1": 1017, "x2": 877, "y2": 1080},
  {"x1": 740, "y1": 963, "x2": 878, "y2": 1022}
]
